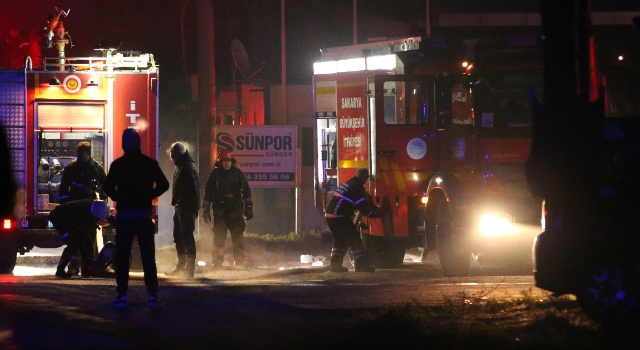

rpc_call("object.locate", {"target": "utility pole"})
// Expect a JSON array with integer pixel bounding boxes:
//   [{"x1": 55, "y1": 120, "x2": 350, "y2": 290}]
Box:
[
  {"x1": 353, "y1": 0, "x2": 357, "y2": 44},
  {"x1": 281, "y1": 0, "x2": 287, "y2": 123},
  {"x1": 197, "y1": 0, "x2": 215, "y2": 184},
  {"x1": 425, "y1": 0, "x2": 430, "y2": 38}
]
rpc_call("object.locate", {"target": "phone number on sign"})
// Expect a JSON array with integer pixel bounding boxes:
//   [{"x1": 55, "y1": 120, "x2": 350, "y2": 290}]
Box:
[{"x1": 244, "y1": 172, "x2": 295, "y2": 181}]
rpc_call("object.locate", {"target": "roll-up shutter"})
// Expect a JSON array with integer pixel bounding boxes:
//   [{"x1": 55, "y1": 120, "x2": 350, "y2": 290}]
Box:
[{"x1": 37, "y1": 103, "x2": 105, "y2": 130}]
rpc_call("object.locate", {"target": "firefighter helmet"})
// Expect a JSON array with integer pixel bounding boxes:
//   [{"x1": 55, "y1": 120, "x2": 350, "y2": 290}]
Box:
[{"x1": 218, "y1": 149, "x2": 234, "y2": 161}]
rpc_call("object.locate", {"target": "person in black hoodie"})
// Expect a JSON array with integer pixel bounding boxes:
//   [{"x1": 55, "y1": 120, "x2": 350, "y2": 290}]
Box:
[
  {"x1": 103, "y1": 129, "x2": 169, "y2": 308},
  {"x1": 165, "y1": 142, "x2": 199, "y2": 278}
]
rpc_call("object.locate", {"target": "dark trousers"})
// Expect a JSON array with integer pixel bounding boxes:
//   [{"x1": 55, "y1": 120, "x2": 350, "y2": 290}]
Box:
[
  {"x1": 326, "y1": 217, "x2": 366, "y2": 265},
  {"x1": 212, "y1": 209, "x2": 246, "y2": 264},
  {"x1": 115, "y1": 216, "x2": 158, "y2": 296},
  {"x1": 59, "y1": 225, "x2": 96, "y2": 272},
  {"x1": 172, "y1": 207, "x2": 197, "y2": 263}
]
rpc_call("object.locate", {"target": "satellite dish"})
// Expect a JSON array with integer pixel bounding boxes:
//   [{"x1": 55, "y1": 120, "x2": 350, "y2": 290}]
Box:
[{"x1": 231, "y1": 39, "x2": 251, "y2": 79}]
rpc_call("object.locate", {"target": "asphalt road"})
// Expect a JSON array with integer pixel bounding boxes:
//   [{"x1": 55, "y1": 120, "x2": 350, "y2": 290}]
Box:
[{"x1": 1, "y1": 248, "x2": 546, "y2": 349}]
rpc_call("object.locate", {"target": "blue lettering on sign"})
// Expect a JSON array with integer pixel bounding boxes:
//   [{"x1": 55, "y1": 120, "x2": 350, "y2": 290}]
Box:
[{"x1": 235, "y1": 134, "x2": 293, "y2": 151}]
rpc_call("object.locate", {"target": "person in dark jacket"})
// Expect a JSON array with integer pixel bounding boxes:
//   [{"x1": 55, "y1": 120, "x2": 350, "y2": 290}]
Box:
[
  {"x1": 59, "y1": 141, "x2": 107, "y2": 203},
  {"x1": 57, "y1": 141, "x2": 107, "y2": 276},
  {"x1": 165, "y1": 142, "x2": 199, "y2": 278},
  {"x1": 325, "y1": 168, "x2": 379, "y2": 272},
  {"x1": 103, "y1": 129, "x2": 169, "y2": 308},
  {"x1": 48, "y1": 199, "x2": 110, "y2": 278},
  {"x1": 202, "y1": 149, "x2": 253, "y2": 268}
]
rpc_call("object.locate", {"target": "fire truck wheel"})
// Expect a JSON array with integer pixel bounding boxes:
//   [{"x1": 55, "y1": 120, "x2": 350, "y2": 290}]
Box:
[
  {"x1": 436, "y1": 199, "x2": 470, "y2": 277},
  {"x1": 0, "y1": 231, "x2": 18, "y2": 274},
  {"x1": 576, "y1": 266, "x2": 640, "y2": 325}
]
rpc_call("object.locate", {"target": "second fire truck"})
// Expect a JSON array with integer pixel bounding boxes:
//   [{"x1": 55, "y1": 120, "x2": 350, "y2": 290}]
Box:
[{"x1": 313, "y1": 36, "x2": 542, "y2": 276}]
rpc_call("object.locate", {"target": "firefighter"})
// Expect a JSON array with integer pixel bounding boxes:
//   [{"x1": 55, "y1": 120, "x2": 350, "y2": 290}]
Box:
[
  {"x1": 325, "y1": 167, "x2": 378, "y2": 272},
  {"x1": 202, "y1": 149, "x2": 253, "y2": 268},
  {"x1": 48, "y1": 199, "x2": 109, "y2": 278},
  {"x1": 59, "y1": 141, "x2": 107, "y2": 203},
  {"x1": 165, "y1": 142, "x2": 200, "y2": 278},
  {"x1": 57, "y1": 141, "x2": 107, "y2": 275}
]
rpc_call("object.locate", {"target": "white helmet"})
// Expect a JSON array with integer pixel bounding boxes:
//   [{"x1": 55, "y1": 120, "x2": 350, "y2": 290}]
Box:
[{"x1": 91, "y1": 200, "x2": 110, "y2": 221}]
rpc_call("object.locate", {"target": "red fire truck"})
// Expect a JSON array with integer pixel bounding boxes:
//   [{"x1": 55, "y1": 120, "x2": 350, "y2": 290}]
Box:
[
  {"x1": 0, "y1": 45, "x2": 159, "y2": 273},
  {"x1": 314, "y1": 36, "x2": 542, "y2": 276}
]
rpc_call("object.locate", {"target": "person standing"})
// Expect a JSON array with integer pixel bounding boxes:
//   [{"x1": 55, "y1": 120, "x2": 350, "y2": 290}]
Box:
[
  {"x1": 57, "y1": 141, "x2": 107, "y2": 277},
  {"x1": 103, "y1": 129, "x2": 169, "y2": 308},
  {"x1": 202, "y1": 150, "x2": 253, "y2": 268},
  {"x1": 324, "y1": 168, "x2": 378, "y2": 273},
  {"x1": 165, "y1": 142, "x2": 199, "y2": 278}
]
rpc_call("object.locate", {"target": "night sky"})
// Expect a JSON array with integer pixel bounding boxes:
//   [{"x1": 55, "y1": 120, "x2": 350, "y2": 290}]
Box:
[{"x1": 2, "y1": 0, "x2": 640, "y2": 86}]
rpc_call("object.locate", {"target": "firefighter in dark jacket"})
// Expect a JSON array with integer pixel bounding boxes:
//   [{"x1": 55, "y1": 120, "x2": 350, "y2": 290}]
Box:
[
  {"x1": 202, "y1": 149, "x2": 253, "y2": 267},
  {"x1": 48, "y1": 199, "x2": 110, "y2": 278},
  {"x1": 57, "y1": 141, "x2": 107, "y2": 276},
  {"x1": 59, "y1": 141, "x2": 107, "y2": 203},
  {"x1": 325, "y1": 167, "x2": 378, "y2": 272},
  {"x1": 103, "y1": 128, "x2": 169, "y2": 308},
  {"x1": 165, "y1": 142, "x2": 199, "y2": 278}
]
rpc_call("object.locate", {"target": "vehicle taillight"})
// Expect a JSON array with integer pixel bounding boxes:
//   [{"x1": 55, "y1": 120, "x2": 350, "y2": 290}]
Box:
[{"x1": 2, "y1": 218, "x2": 15, "y2": 230}]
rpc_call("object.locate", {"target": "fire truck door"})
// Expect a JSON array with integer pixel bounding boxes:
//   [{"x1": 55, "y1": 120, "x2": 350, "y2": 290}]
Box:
[{"x1": 372, "y1": 75, "x2": 436, "y2": 197}]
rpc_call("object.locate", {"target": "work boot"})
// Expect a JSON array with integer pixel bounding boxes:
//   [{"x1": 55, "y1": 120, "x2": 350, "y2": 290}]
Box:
[
  {"x1": 165, "y1": 256, "x2": 186, "y2": 277},
  {"x1": 67, "y1": 256, "x2": 80, "y2": 276},
  {"x1": 212, "y1": 248, "x2": 225, "y2": 268},
  {"x1": 184, "y1": 260, "x2": 195, "y2": 278},
  {"x1": 81, "y1": 260, "x2": 94, "y2": 277},
  {"x1": 55, "y1": 266, "x2": 71, "y2": 278},
  {"x1": 329, "y1": 263, "x2": 348, "y2": 273}
]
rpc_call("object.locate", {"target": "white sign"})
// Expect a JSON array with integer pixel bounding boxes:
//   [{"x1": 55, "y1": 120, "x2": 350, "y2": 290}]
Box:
[{"x1": 214, "y1": 125, "x2": 297, "y2": 188}]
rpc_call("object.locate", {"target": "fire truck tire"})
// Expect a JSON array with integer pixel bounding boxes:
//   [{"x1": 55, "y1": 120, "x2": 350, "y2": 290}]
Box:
[
  {"x1": 576, "y1": 266, "x2": 640, "y2": 325},
  {"x1": 436, "y1": 199, "x2": 470, "y2": 277},
  {"x1": 0, "y1": 232, "x2": 18, "y2": 274}
]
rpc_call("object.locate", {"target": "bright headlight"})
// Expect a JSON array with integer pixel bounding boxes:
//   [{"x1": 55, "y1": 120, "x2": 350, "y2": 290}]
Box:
[{"x1": 479, "y1": 213, "x2": 517, "y2": 236}]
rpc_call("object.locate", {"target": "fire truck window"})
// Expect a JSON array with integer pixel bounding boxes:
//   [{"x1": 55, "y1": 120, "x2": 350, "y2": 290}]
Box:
[
  {"x1": 472, "y1": 71, "x2": 540, "y2": 134},
  {"x1": 384, "y1": 81, "x2": 429, "y2": 125}
]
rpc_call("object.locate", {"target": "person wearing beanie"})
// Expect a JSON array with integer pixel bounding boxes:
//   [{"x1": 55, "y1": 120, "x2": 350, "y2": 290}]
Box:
[
  {"x1": 103, "y1": 128, "x2": 169, "y2": 308},
  {"x1": 165, "y1": 142, "x2": 200, "y2": 278}
]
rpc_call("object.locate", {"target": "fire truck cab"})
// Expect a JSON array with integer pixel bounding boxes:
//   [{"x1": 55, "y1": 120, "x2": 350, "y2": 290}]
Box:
[
  {"x1": 0, "y1": 52, "x2": 159, "y2": 274},
  {"x1": 314, "y1": 36, "x2": 541, "y2": 276}
]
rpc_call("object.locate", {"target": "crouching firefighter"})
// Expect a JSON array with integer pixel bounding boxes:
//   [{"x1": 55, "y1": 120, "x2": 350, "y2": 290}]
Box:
[
  {"x1": 202, "y1": 149, "x2": 253, "y2": 268},
  {"x1": 87, "y1": 214, "x2": 118, "y2": 278},
  {"x1": 48, "y1": 199, "x2": 110, "y2": 278},
  {"x1": 325, "y1": 168, "x2": 379, "y2": 272}
]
